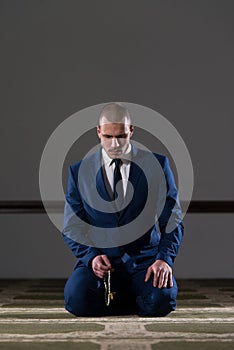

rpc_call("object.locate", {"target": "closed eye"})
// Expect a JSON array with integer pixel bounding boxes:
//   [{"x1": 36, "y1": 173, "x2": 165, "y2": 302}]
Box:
[{"x1": 102, "y1": 134, "x2": 128, "y2": 139}]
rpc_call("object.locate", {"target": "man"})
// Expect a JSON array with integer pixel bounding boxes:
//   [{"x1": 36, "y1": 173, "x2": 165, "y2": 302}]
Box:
[{"x1": 63, "y1": 102, "x2": 184, "y2": 316}]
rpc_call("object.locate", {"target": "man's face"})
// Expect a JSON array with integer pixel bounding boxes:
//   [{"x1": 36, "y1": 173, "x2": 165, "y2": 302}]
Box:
[{"x1": 97, "y1": 122, "x2": 134, "y2": 159}]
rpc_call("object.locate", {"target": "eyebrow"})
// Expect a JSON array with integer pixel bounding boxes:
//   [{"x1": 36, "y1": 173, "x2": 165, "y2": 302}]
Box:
[{"x1": 101, "y1": 133, "x2": 127, "y2": 138}]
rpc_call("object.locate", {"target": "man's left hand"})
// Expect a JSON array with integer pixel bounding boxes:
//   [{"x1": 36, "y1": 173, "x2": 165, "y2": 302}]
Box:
[{"x1": 145, "y1": 260, "x2": 173, "y2": 288}]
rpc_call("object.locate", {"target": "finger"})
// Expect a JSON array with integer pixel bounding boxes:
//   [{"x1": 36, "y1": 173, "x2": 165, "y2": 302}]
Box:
[
  {"x1": 92, "y1": 256, "x2": 105, "y2": 271},
  {"x1": 169, "y1": 272, "x2": 173, "y2": 287},
  {"x1": 96, "y1": 259, "x2": 110, "y2": 272},
  {"x1": 153, "y1": 270, "x2": 159, "y2": 288},
  {"x1": 153, "y1": 273, "x2": 157, "y2": 288},
  {"x1": 95, "y1": 265, "x2": 108, "y2": 276},
  {"x1": 98, "y1": 269, "x2": 106, "y2": 279},
  {"x1": 144, "y1": 268, "x2": 152, "y2": 282},
  {"x1": 100, "y1": 264, "x2": 111, "y2": 272},
  {"x1": 158, "y1": 271, "x2": 165, "y2": 288},
  {"x1": 102, "y1": 255, "x2": 112, "y2": 269},
  {"x1": 163, "y1": 274, "x2": 168, "y2": 288},
  {"x1": 94, "y1": 270, "x2": 103, "y2": 279}
]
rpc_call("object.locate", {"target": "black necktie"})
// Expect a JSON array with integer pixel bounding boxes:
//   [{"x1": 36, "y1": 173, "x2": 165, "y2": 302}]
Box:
[{"x1": 112, "y1": 159, "x2": 124, "y2": 209}]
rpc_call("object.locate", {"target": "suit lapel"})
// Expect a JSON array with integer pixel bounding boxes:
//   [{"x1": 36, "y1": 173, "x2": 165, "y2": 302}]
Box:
[
  {"x1": 119, "y1": 145, "x2": 143, "y2": 217},
  {"x1": 125, "y1": 144, "x2": 142, "y2": 196},
  {"x1": 94, "y1": 148, "x2": 113, "y2": 202}
]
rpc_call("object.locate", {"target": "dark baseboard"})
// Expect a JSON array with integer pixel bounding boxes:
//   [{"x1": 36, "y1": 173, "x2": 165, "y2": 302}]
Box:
[{"x1": 0, "y1": 200, "x2": 234, "y2": 214}]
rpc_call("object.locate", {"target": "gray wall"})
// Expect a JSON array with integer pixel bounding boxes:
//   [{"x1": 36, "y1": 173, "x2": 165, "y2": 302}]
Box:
[{"x1": 0, "y1": 0, "x2": 233, "y2": 278}]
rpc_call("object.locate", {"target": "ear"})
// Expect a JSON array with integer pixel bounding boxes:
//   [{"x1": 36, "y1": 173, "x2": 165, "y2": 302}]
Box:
[
  {"x1": 97, "y1": 125, "x2": 101, "y2": 139},
  {"x1": 129, "y1": 125, "x2": 134, "y2": 137}
]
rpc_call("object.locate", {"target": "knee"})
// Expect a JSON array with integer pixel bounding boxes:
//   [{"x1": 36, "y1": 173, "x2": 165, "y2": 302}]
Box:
[
  {"x1": 136, "y1": 286, "x2": 177, "y2": 317},
  {"x1": 65, "y1": 303, "x2": 88, "y2": 317},
  {"x1": 64, "y1": 274, "x2": 103, "y2": 317},
  {"x1": 64, "y1": 289, "x2": 87, "y2": 317},
  {"x1": 64, "y1": 279, "x2": 88, "y2": 316},
  {"x1": 64, "y1": 273, "x2": 104, "y2": 316}
]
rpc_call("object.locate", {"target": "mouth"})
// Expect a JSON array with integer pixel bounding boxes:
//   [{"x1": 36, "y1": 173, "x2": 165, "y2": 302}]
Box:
[{"x1": 108, "y1": 149, "x2": 122, "y2": 156}]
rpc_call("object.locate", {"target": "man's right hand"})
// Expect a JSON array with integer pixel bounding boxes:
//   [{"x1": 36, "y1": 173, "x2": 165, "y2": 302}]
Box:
[{"x1": 91, "y1": 255, "x2": 113, "y2": 279}]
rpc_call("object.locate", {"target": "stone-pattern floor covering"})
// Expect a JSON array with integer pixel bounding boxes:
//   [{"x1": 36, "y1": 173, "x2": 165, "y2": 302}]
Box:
[{"x1": 0, "y1": 279, "x2": 233, "y2": 350}]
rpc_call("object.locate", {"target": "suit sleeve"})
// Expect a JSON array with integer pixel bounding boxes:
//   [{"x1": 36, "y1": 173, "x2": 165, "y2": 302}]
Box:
[
  {"x1": 155, "y1": 156, "x2": 184, "y2": 267},
  {"x1": 62, "y1": 165, "x2": 101, "y2": 267}
]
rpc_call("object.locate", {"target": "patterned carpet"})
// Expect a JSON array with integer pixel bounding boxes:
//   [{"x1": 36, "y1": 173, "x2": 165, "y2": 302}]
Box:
[{"x1": 0, "y1": 279, "x2": 233, "y2": 349}]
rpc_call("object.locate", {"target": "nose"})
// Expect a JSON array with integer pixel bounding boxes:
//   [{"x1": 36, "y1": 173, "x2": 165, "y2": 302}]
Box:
[{"x1": 111, "y1": 137, "x2": 120, "y2": 148}]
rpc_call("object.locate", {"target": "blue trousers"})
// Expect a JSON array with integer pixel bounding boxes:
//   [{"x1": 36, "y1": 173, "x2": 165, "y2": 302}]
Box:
[{"x1": 64, "y1": 257, "x2": 178, "y2": 317}]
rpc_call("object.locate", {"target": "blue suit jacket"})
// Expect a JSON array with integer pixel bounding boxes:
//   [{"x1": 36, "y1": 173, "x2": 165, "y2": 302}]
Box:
[{"x1": 63, "y1": 145, "x2": 184, "y2": 269}]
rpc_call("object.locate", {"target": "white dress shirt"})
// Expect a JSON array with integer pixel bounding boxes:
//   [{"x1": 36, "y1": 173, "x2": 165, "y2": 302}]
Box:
[{"x1": 102, "y1": 145, "x2": 132, "y2": 196}]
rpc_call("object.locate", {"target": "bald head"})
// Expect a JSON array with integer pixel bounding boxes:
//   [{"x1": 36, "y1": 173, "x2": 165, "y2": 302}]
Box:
[{"x1": 98, "y1": 102, "x2": 132, "y2": 126}]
